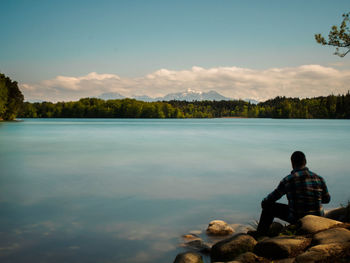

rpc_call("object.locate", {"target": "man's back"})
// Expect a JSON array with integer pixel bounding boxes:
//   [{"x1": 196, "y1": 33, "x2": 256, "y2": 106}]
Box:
[
  {"x1": 281, "y1": 167, "x2": 330, "y2": 219},
  {"x1": 256, "y1": 151, "x2": 331, "y2": 235}
]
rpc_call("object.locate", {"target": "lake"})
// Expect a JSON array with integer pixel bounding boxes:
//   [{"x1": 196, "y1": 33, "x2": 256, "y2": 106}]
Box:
[{"x1": 0, "y1": 118, "x2": 349, "y2": 262}]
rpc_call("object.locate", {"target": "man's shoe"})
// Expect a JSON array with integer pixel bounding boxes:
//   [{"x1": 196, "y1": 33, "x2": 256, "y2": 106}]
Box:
[{"x1": 247, "y1": 230, "x2": 267, "y2": 240}]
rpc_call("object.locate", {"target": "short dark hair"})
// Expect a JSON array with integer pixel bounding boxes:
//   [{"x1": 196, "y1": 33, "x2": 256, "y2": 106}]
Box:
[{"x1": 291, "y1": 151, "x2": 306, "y2": 168}]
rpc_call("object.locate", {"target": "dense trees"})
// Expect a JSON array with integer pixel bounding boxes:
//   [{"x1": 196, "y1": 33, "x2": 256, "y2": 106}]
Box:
[
  {"x1": 0, "y1": 73, "x2": 24, "y2": 120},
  {"x1": 18, "y1": 93, "x2": 350, "y2": 119},
  {"x1": 257, "y1": 94, "x2": 350, "y2": 119},
  {"x1": 315, "y1": 12, "x2": 350, "y2": 57},
  {"x1": 20, "y1": 98, "x2": 183, "y2": 118}
]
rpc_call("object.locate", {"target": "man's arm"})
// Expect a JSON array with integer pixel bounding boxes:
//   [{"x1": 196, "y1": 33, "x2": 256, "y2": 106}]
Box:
[
  {"x1": 261, "y1": 180, "x2": 286, "y2": 208},
  {"x1": 321, "y1": 177, "x2": 331, "y2": 204}
]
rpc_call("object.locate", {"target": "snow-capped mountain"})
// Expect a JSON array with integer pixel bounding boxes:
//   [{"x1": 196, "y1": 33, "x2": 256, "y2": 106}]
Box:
[
  {"x1": 160, "y1": 89, "x2": 231, "y2": 101},
  {"x1": 99, "y1": 89, "x2": 232, "y2": 101}
]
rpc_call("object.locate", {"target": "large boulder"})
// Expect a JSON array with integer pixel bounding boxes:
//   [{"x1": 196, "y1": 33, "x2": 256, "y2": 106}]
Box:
[
  {"x1": 207, "y1": 220, "x2": 234, "y2": 236},
  {"x1": 325, "y1": 206, "x2": 350, "y2": 222},
  {"x1": 295, "y1": 242, "x2": 350, "y2": 263},
  {"x1": 298, "y1": 215, "x2": 342, "y2": 234},
  {"x1": 210, "y1": 234, "x2": 257, "y2": 262},
  {"x1": 312, "y1": 227, "x2": 350, "y2": 245},
  {"x1": 173, "y1": 252, "x2": 203, "y2": 263},
  {"x1": 254, "y1": 235, "x2": 311, "y2": 259}
]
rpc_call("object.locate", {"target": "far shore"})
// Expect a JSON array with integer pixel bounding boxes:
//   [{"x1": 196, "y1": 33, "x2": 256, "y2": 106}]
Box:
[{"x1": 220, "y1": 117, "x2": 248, "y2": 119}]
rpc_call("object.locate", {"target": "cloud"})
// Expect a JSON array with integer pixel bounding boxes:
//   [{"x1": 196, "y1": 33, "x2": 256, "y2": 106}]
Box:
[{"x1": 20, "y1": 65, "x2": 350, "y2": 102}]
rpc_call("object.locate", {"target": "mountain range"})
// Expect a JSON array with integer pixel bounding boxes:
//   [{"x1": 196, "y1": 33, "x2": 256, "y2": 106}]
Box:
[{"x1": 98, "y1": 89, "x2": 259, "y2": 104}]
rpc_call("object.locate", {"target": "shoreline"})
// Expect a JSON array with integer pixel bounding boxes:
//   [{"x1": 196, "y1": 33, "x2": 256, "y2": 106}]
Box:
[
  {"x1": 219, "y1": 117, "x2": 248, "y2": 119},
  {"x1": 176, "y1": 206, "x2": 350, "y2": 262}
]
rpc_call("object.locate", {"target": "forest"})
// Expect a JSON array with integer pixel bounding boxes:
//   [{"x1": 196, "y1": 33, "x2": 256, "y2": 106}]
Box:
[
  {"x1": 19, "y1": 93, "x2": 350, "y2": 119},
  {"x1": 0, "y1": 73, "x2": 24, "y2": 120}
]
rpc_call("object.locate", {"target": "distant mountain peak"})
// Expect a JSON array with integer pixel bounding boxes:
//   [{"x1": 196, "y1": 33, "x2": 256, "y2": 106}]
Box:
[
  {"x1": 99, "y1": 92, "x2": 125, "y2": 100},
  {"x1": 184, "y1": 88, "x2": 202, "y2": 95},
  {"x1": 99, "y1": 90, "x2": 235, "y2": 102},
  {"x1": 160, "y1": 90, "x2": 230, "y2": 101}
]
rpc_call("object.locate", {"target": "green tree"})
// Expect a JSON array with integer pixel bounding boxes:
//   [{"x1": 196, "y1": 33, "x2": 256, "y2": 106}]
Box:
[
  {"x1": 21, "y1": 102, "x2": 38, "y2": 118},
  {"x1": 0, "y1": 78, "x2": 8, "y2": 117},
  {"x1": 315, "y1": 12, "x2": 350, "y2": 57},
  {"x1": 0, "y1": 73, "x2": 24, "y2": 120}
]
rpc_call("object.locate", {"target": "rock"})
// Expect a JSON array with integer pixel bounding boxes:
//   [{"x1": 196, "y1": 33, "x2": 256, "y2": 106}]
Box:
[
  {"x1": 312, "y1": 227, "x2": 350, "y2": 245},
  {"x1": 269, "y1": 222, "x2": 284, "y2": 237},
  {"x1": 246, "y1": 230, "x2": 268, "y2": 242},
  {"x1": 326, "y1": 206, "x2": 350, "y2": 222},
  {"x1": 230, "y1": 223, "x2": 252, "y2": 234},
  {"x1": 173, "y1": 252, "x2": 203, "y2": 263},
  {"x1": 207, "y1": 220, "x2": 235, "y2": 236},
  {"x1": 295, "y1": 242, "x2": 350, "y2": 263},
  {"x1": 247, "y1": 222, "x2": 284, "y2": 240},
  {"x1": 182, "y1": 234, "x2": 200, "y2": 241},
  {"x1": 210, "y1": 234, "x2": 257, "y2": 262},
  {"x1": 189, "y1": 230, "x2": 202, "y2": 236},
  {"x1": 274, "y1": 259, "x2": 295, "y2": 263},
  {"x1": 180, "y1": 239, "x2": 212, "y2": 253},
  {"x1": 254, "y1": 235, "x2": 311, "y2": 259},
  {"x1": 298, "y1": 215, "x2": 342, "y2": 234},
  {"x1": 233, "y1": 251, "x2": 269, "y2": 263}
]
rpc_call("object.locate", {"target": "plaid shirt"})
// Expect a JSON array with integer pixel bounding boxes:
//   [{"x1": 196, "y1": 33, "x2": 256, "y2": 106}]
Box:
[{"x1": 264, "y1": 167, "x2": 330, "y2": 221}]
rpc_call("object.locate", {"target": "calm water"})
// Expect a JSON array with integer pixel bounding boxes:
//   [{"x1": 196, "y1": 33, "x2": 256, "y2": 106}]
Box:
[{"x1": 0, "y1": 118, "x2": 349, "y2": 262}]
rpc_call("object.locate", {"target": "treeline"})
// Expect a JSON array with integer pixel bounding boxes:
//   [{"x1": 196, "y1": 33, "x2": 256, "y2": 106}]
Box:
[
  {"x1": 19, "y1": 93, "x2": 350, "y2": 119},
  {"x1": 0, "y1": 73, "x2": 24, "y2": 120},
  {"x1": 257, "y1": 95, "x2": 350, "y2": 119},
  {"x1": 20, "y1": 98, "x2": 185, "y2": 118}
]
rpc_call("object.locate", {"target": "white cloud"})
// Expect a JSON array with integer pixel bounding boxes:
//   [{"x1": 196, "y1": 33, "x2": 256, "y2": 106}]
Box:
[{"x1": 20, "y1": 65, "x2": 350, "y2": 102}]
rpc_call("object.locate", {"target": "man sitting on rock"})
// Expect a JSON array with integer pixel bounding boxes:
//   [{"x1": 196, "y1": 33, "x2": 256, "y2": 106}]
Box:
[{"x1": 255, "y1": 151, "x2": 331, "y2": 236}]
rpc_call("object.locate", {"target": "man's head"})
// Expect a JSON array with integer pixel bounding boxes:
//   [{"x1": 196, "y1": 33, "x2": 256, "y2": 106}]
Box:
[{"x1": 291, "y1": 151, "x2": 307, "y2": 169}]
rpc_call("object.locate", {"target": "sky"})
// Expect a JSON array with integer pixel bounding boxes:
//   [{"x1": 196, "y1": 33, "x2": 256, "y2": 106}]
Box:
[{"x1": 1, "y1": 0, "x2": 350, "y2": 102}]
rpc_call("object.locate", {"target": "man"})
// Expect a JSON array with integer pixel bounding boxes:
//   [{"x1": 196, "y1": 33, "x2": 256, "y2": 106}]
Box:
[{"x1": 256, "y1": 151, "x2": 331, "y2": 235}]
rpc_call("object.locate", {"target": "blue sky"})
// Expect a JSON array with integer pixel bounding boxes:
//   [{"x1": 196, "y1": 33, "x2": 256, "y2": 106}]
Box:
[{"x1": 1, "y1": 0, "x2": 349, "y2": 101}]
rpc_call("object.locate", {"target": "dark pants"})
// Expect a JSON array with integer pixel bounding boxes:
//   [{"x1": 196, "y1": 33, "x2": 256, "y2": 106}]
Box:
[{"x1": 257, "y1": 202, "x2": 293, "y2": 234}]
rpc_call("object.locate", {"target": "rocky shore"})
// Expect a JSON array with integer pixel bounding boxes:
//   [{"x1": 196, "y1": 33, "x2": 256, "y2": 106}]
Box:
[{"x1": 174, "y1": 207, "x2": 350, "y2": 263}]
